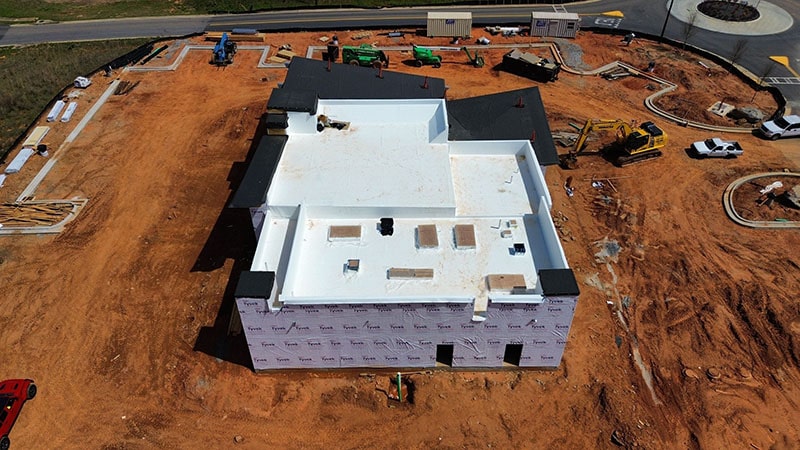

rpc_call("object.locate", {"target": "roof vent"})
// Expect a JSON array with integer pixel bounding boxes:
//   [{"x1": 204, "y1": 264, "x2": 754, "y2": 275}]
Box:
[{"x1": 380, "y1": 218, "x2": 394, "y2": 236}]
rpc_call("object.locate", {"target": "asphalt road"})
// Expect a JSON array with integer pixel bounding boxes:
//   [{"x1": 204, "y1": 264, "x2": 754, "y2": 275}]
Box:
[{"x1": 0, "y1": 1, "x2": 797, "y2": 110}]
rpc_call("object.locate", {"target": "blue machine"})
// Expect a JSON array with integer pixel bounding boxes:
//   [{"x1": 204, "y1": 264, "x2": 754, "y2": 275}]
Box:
[{"x1": 211, "y1": 32, "x2": 237, "y2": 66}]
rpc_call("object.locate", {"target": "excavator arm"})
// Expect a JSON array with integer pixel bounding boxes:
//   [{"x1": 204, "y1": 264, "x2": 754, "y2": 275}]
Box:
[{"x1": 572, "y1": 119, "x2": 631, "y2": 154}]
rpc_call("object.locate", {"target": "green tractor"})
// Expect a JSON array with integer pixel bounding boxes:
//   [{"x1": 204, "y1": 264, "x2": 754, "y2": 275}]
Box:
[
  {"x1": 412, "y1": 45, "x2": 442, "y2": 68},
  {"x1": 342, "y1": 44, "x2": 389, "y2": 68},
  {"x1": 462, "y1": 47, "x2": 485, "y2": 68}
]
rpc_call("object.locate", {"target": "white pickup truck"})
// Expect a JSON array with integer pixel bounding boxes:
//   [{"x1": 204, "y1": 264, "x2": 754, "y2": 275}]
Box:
[
  {"x1": 691, "y1": 138, "x2": 743, "y2": 158},
  {"x1": 759, "y1": 115, "x2": 800, "y2": 140}
]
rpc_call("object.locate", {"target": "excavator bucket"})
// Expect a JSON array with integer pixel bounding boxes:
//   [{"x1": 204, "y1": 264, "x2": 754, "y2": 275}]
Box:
[{"x1": 559, "y1": 152, "x2": 579, "y2": 170}]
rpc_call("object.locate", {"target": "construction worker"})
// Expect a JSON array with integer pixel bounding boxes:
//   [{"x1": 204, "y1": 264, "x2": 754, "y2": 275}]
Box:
[{"x1": 623, "y1": 33, "x2": 635, "y2": 46}]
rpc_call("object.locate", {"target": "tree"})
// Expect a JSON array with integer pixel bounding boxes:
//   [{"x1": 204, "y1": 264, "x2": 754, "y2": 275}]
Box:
[
  {"x1": 681, "y1": 11, "x2": 699, "y2": 49},
  {"x1": 728, "y1": 39, "x2": 749, "y2": 70},
  {"x1": 751, "y1": 61, "x2": 776, "y2": 102}
]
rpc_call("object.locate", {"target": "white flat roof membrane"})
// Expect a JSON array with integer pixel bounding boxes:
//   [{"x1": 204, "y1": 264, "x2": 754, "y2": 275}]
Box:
[
  {"x1": 269, "y1": 100, "x2": 455, "y2": 210},
  {"x1": 280, "y1": 216, "x2": 537, "y2": 303},
  {"x1": 253, "y1": 99, "x2": 562, "y2": 308},
  {"x1": 450, "y1": 153, "x2": 532, "y2": 217}
]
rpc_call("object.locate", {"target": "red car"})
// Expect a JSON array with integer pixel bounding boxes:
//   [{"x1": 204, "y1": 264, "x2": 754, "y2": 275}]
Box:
[{"x1": 0, "y1": 379, "x2": 36, "y2": 450}]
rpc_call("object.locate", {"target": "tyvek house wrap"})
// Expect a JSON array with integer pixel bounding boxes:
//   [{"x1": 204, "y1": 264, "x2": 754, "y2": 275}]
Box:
[{"x1": 237, "y1": 297, "x2": 577, "y2": 371}]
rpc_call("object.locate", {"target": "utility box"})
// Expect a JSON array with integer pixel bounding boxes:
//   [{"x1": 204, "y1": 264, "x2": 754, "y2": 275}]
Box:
[
  {"x1": 530, "y1": 12, "x2": 580, "y2": 38},
  {"x1": 427, "y1": 11, "x2": 472, "y2": 38}
]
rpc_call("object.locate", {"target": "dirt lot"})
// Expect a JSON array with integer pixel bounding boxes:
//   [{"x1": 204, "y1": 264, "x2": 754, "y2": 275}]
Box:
[{"x1": 1, "y1": 30, "x2": 799, "y2": 449}]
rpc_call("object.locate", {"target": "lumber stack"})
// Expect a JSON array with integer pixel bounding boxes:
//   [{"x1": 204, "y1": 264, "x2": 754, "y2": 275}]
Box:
[{"x1": 204, "y1": 32, "x2": 266, "y2": 43}]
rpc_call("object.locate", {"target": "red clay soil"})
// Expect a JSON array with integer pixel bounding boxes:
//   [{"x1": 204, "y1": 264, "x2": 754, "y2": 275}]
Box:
[{"x1": 1, "y1": 30, "x2": 799, "y2": 449}]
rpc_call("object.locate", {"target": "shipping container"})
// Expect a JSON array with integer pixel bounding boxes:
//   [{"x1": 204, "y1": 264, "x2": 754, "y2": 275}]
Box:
[
  {"x1": 530, "y1": 12, "x2": 580, "y2": 38},
  {"x1": 427, "y1": 11, "x2": 472, "y2": 38}
]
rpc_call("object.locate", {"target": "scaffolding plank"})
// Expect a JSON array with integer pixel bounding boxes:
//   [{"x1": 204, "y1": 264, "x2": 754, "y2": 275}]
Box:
[{"x1": 388, "y1": 268, "x2": 434, "y2": 279}]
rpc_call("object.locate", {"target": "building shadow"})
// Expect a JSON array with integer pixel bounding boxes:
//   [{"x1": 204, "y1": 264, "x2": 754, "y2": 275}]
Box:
[{"x1": 191, "y1": 114, "x2": 270, "y2": 370}]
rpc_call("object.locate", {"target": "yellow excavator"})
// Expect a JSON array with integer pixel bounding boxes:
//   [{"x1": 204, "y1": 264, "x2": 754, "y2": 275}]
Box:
[{"x1": 561, "y1": 119, "x2": 668, "y2": 168}]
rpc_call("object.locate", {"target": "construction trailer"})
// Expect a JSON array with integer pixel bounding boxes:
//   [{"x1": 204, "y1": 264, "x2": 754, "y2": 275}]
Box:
[
  {"x1": 530, "y1": 12, "x2": 580, "y2": 38},
  {"x1": 427, "y1": 11, "x2": 472, "y2": 38}
]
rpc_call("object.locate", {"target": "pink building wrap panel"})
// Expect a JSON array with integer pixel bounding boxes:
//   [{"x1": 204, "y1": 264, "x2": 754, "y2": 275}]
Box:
[{"x1": 237, "y1": 296, "x2": 578, "y2": 371}]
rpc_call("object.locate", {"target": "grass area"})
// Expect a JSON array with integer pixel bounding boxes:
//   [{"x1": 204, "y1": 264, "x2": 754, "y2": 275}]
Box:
[
  {"x1": 0, "y1": 0, "x2": 481, "y2": 22},
  {"x1": 0, "y1": 1, "x2": 193, "y2": 22},
  {"x1": 0, "y1": 39, "x2": 151, "y2": 160}
]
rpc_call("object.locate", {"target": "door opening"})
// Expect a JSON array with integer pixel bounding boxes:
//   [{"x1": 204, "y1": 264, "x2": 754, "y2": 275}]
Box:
[
  {"x1": 503, "y1": 344, "x2": 523, "y2": 366},
  {"x1": 436, "y1": 344, "x2": 454, "y2": 366}
]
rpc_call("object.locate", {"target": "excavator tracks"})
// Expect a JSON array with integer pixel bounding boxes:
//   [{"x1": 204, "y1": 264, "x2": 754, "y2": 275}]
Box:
[{"x1": 613, "y1": 150, "x2": 663, "y2": 167}]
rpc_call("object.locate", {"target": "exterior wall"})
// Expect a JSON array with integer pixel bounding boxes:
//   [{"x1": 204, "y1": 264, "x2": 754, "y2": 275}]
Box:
[
  {"x1": 427, "y1": 16, "x2": 472, "y2": 38},
  {"x1": 530, "y1": 14, "x2": 580, "y2": 38},
  {"x1": 237, "y1": 296, "x2": 577, "y2": 371}
]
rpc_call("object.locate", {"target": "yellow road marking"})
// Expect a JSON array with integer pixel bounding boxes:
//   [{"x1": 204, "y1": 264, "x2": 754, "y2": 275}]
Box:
[{"x1": 770, "y1": 55, "x2": 800, "y2": 77}]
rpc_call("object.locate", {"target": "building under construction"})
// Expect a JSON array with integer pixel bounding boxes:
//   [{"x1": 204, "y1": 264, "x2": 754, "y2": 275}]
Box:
[{"x1": 229, "y1": 57, "x2": 577, "y2": 371}]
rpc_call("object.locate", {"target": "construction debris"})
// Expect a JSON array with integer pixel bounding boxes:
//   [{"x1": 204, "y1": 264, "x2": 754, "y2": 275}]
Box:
[
  {"x1": 783, "y1": 185, "x2": 800, "y2": 209},
  {"x1": 552, "y1": 131, "x2": 578, "y2": 147},
  {"x1": 0, "y1": 202, "x2": 75, "y2": 227},
  {"x1": 759, "y1": 181, "x2": 783, "y2": 195},
  {"x1": 600, "y1": 66, "x2": 632, "y2": 80},
  {"x1": 727, "y1": 106, "x2": 765, "y2": 124},
  {"x1": 351, "y1": 31, "x2": 372, "y2": 40}
]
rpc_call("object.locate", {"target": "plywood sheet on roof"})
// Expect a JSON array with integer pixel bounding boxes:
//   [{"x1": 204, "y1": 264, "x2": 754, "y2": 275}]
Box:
[
  {"x1": 328, "y1": 225, "x2": 361, "y2": 240},
  {"x1": 487, "y1": 274, "x2": 527, "y2": 291},
  {"x1": 417, "y1": 224, "x2": 438, "y2": 248},
  {"x1": 454, "y1": 224, "x2": 476, "y2": 248}
]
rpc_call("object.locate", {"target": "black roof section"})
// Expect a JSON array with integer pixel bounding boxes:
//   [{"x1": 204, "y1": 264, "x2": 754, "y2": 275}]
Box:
[
  {"x1": 228, "y1": 135, "x2": 288, "y2": 208},
  {"x1": 235, "y1": 271, "x2": 276, "y2": 299},
  {"x1": 264, "y1": 111, "x2": 288, "y2": 129},
  {"x1": 447, "y1": 87, "x2": 559, "y2": 166},
  {"x1": 539, "y1": 269, "x2": 580, "y2": 296},
  {"x1": 267, "y1": 88, "x2": 318, "y2": 114},
  {"x1": 281, "y1": 57, "x2": 446, "y2": 100}
]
